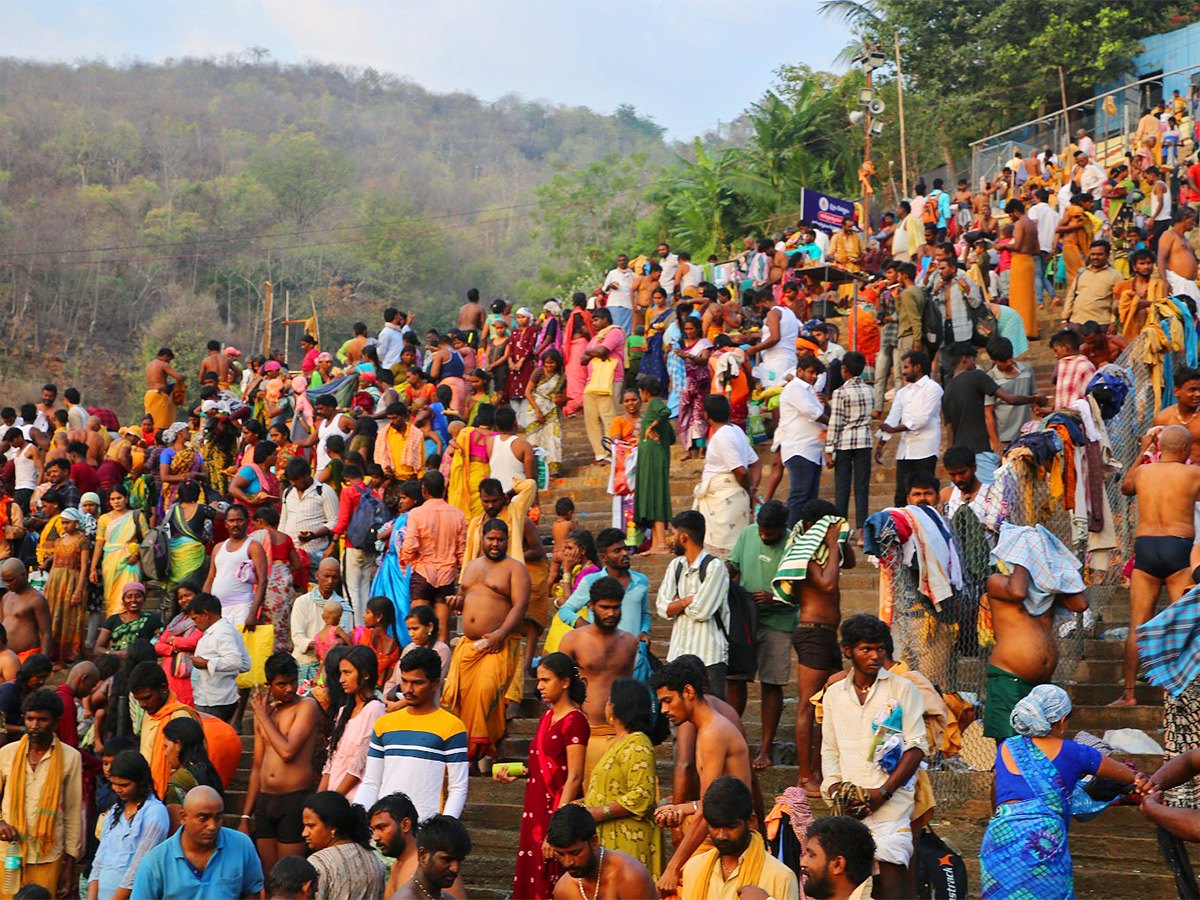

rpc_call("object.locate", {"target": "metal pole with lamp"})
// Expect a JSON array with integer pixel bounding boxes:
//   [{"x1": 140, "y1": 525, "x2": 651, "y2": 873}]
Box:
[{"x1": 850, "y1": 48, "x2": 887, "y2": 353}]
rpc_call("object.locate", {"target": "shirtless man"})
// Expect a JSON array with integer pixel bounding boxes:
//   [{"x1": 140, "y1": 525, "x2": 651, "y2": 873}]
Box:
[
  {"x1": 393, "y1": 815, "x2": 472, "y2": 900},
  {"x1": 559, "y1": 576, "x2": 638, "y2": 782},
  {"x1": 0, "y1": 559, "x2": 51, "y2": 660},
  {"x1": 1007, "y1": 199, "x2": 1041, "y2": 338},
  {"x1": 634, "y1": 264, "x2": 661, "y2": 324},
  {"x1": 66, "y1": 418, "x2": 103, "y2": 469},
  {"x1": 198, "y1": 340, "x2": 234, "y2": 388},
  {"x1": 1159, "y1": 206, "x2": 1200, "y2": 300},
  {"x1": 457, "y1": 288, "x2": 486, "y2": 335},
  {"x1": 767, "y1": 238, "x2": 790, "y2": 288},
  {"x1": 0, "y1": 624, "x2": 19, "y2": 682},
  {"x1": 790, "y1": 499, "x2": 855, "y2": 797},
  {"x1": 1112, "y1": 425, "x2": 1200, "y2": 706},
  {"x1": 548, "y1": 804, "x2": 658, "y2": 900},
  {"x1": 445, "y1": 518, "x2": 530, "y2": 764},
  {"x1": 984, "y1": 558, "x2": 1088, "y2": 737},
  {"x1": 1154, "y1": 369, "x2": 1200, "y2": 462},
  {"x1": 239, "y1": 651, "x2": 320, "y2": 875},
  {"x1": 473, "y1": 478, "x2": 545, "y2": 668},
  {"x1": 370, "y1": 793, "x2": 466, "y2": 900},
  {"x1": 144, "y1": 347, "x2": 184, "y2": 430},
  {"x1": 651, "y1": 656, "x2": 753, "y2": 895}
]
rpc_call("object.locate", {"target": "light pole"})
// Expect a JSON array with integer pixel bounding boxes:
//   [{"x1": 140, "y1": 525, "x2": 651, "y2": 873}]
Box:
[{"x1": 851, "y1": 48, "x2": 887, "y2": 231}]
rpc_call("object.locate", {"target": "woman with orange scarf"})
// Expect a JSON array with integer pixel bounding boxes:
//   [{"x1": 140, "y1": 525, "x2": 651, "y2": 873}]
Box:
[{"x1": 563, "y1": 293, "x2": 594, "y2": 417}]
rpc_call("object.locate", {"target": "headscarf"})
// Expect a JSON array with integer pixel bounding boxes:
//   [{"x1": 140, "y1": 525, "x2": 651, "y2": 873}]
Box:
[
  {"x1": 163, "y1": 422, "x2": 188, "y2": 445},
  {"x1": 1010, "y1": 684, "x2": 1072, "y2": 737},
  {"x1": 516, "y1": 307, "x2": 533, "y2": 320},
  {"x1": 224, "y1": 346, "x2": 242, "y2": 358},
  {"x1": 543, "y1": 300, "x2": 562, "y2": 317},
  {"x1": 80, "y1": 492, "x2": 101, "y2": 508},
  {"x1": 123, "y1": 581, "x2": 147, "y2": 599},
  {"x1": 61, "y1": 507, "x2": 82, "y2": 522},
  {"x1": 262, "y1": 360, "x2": 283, "y2": 374},
  {"x1": 291, "y1": 375, "x2": 314, "y2": 430}
]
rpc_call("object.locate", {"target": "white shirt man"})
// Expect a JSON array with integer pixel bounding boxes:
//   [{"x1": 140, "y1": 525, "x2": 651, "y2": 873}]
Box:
[
  {"x1": 881, "y1": 374, "x2": 942, "y2": 461},
  {"x1": 1077, "y1": 133, "x2": 1096, "y2": 158},
  {"x1": 1076, "y1": 159, "x2": 1106, "y2": 197},
  {"x1": 192, "y1": 614, "x2": 251, "y2": 712},
  {"x1": 658, "y1": 250, "x2": 679, "y2": 293},
  {"x1": 812, "y1": 228, "x2": 830, "y2": 259},
  {"x1": 290, "y1": 584, "x2": 353, "y2": 674},
  {"x1": 279, "y1": 478, "x2": 339, "y2": 567},
  {"x1": 701, "y1": 421, "x2": 756, "y2": 485},
  {"x1": 604, "y1": 263, "x2": 635, "y2": 312},
  {"x1": 1027, "y1": 199, "x2": 1060, "y2": 254},
  {"x1": 777, "y1": 377, "x2": 826, "y2": 468}
]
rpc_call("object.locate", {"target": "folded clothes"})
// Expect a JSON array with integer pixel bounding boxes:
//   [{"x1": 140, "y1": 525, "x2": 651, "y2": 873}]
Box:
[{"x1": 989, "y1": 523, "x2": 1085, "y2": 616}]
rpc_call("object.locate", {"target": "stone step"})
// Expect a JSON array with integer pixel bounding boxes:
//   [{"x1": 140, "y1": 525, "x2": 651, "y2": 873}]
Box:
[{"x1": 1070, "y1": 704, "x2": 1165, "y2": 733}]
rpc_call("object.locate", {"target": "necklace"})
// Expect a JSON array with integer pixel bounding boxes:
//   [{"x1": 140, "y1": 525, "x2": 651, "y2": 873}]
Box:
[
  {"x1": 1178, "y1": 408, "x2": 1198, "y2": 426},
  {"x1": 412, "y1": 877, "x2": 437, "y2": 900},
  {"x1": 576, "y1": 847, "x2": 605, "y2": 900}
]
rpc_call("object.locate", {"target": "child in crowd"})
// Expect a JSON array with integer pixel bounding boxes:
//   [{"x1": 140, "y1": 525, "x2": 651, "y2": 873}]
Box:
[
  {"x1": 550, "y1": 496, "x2": 575, "y2": 586},
  {"x1": 383, "y1": 606, "x2": 451, "y2": 711},
  {"x1": 354, "y1": 596, "x2": 401, "y2": 685},
  {"x1": 315, "y1": 600, "x2": 352, "y2": 669},
  {"x1": 467, "y1": 369, "x2": 491, "y2": 423}
]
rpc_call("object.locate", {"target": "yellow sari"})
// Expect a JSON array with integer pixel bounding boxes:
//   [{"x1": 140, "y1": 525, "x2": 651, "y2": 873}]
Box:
[
  {"x1": 447, "y1": 426, "x2": 490, "y2": 521},
  {"x1": 97, "y1": 509, "x2": 146, "y2": 616}
]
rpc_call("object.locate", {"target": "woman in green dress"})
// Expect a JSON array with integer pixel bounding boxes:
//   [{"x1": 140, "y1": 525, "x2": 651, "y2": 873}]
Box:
[
  {"x1": 166, "y1": 480, "x2": 211, "y2": 590},
  {"x1": 633, "y1": 375, "x2": 673, "y2": 553},
  {"x1": 581, "y1": 678, "x2": 664, "y2": 878}
]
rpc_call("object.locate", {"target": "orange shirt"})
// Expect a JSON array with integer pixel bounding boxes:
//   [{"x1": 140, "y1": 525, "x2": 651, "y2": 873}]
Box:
[{"x1": 400, "y1": 497, "x2": 467, "y2": 586}]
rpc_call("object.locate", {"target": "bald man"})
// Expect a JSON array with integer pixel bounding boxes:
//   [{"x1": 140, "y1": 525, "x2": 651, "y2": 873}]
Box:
[
  {"x1": 57, "y1": 660, "x2": 99, "y2": 747},
  {"x1": 0, "y1": 559, "x2": 51, "y2": 662},
  {"x1": 289, "y1": 558, "x2": 351, "y2": 682},
  {"x1": 1112, "y1": 425, "x2": 1200, "y2": 706},
  {"x1": 131, "y1": 785, "x2": 266, "y2": 899}
]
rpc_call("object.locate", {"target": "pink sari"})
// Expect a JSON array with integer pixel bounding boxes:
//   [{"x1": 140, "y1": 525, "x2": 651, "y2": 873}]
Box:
[{"x1": 563, "y1": 309, "x2": 594, "y2": 417}]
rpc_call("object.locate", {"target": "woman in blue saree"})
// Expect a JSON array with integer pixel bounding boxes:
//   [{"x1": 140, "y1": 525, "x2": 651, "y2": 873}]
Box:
[
  {"x1": 369, "y1": 481, "x2": 422, "y2": 629},
  {"x1": 980, "y1": 684, "x2": 1146, "y2": 899}
]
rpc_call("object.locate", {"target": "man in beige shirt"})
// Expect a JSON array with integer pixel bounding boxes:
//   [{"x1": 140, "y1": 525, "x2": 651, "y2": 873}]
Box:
[
  {"x1": 0, "y1": 689, "x2": 83, "y2": 898},
  {"x1": 1062, "y1": 239, "x2": 1123, "y2": 330}
]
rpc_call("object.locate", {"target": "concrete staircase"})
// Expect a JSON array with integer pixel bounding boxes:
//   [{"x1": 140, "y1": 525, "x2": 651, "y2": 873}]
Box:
[{"x1": 202, "y1": 308, "x2": 1181, "y2": 898}]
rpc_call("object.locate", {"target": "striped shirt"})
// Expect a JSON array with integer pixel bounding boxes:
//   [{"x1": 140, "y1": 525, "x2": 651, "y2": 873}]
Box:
[
  {"x1": 354, "y1": 707, "x2": 469, "y2": 821},
  {"x1": 656, "y1": 551, "x2": 730, "y2": 666}
]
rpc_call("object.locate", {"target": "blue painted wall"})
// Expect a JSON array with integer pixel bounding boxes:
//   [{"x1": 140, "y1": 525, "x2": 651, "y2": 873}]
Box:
[{"x1": 1130, "y1": 21, "x2": 1200, "y2": 98}]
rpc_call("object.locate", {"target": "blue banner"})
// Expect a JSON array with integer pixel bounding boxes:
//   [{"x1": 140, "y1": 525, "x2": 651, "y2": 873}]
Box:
[{"x1": 799, "y1": 188, "x2": 856, "y2": 233}]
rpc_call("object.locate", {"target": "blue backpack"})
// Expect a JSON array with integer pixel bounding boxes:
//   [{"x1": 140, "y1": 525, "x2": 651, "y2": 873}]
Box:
[{"x1": 345, "y1": 484, "x2": 388, "y2": 551}]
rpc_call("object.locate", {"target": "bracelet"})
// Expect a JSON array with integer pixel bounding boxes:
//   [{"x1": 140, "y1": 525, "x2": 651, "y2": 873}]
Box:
[
  {"x1": 692, "y1": 800, "x2": 698, "y2": 813},
  {"x1": 240, "y1": 814, "x2": 251, "y2": 819}
]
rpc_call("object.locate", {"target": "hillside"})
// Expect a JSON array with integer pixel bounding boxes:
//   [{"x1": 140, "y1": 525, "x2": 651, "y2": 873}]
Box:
[{"x1": 0, "y1": 56, "x2": 673, "y2": 408}]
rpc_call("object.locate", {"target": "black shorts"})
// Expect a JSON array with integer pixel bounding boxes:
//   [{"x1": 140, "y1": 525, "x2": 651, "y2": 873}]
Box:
[
  {"x1": 254, "y1": 789, "x2": 308, "y2": 844},
  {"x1": 792, "y1": 622, "x2": 842, "y2": 671},
  {"x1": 1134, "y1": 536, "x2": 1193, "y2": 580},
  {"x1": 410, "y1": 571, "x2": 456, "y2": 605}
]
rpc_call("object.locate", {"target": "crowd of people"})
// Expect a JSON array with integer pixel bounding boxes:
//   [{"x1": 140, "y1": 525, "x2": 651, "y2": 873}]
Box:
[{"x1": 7, "y1": 100, "x2": 1200, "y2": 900}]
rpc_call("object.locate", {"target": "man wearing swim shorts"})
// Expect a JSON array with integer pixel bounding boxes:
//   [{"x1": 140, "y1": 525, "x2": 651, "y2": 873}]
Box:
[{"x1": 1113, "y1": 425, "x2": 1200, "y2": 706}]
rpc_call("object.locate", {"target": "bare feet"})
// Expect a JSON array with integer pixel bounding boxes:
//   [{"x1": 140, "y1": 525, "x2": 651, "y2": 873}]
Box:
[
  {"x1": 644, "y1": 545, "x2": 672, "y2": 555},
  {"x1": 1106, "y1": 694, "x2": 1138, "y2": 707},
  {"x1": 752, "y1": 748, "x2": 774, "y2": 770},
  {"x1": 799, "y1": 777, "x2": 823, "y2": 798}
]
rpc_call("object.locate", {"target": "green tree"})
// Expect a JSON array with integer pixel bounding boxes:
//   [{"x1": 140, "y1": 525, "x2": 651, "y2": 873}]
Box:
[{"x1": 249, "y1": 128, "x2": 353, "y2": 225}]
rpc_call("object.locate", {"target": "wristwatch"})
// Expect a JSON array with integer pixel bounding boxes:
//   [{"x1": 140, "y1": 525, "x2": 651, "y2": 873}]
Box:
[{"x1": 880, "y1": 787, "x2": 893, "y2": 801}]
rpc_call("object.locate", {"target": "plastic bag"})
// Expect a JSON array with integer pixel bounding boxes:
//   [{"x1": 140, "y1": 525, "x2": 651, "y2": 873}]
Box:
[{"x1": 236, "y1": 623, "x2": 276, "y2": 689}]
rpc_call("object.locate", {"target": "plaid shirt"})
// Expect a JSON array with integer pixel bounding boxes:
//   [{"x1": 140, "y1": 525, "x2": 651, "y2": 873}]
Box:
[
  {"x1": 825, "y1": 376, "x2": 874, "y2": 454},
  {"x1": 1052, "y1": 354, "x2": 1096, "y2": 410},
  {"x1": 877, "y1": 287, "x2": 899, "y2": 347}
]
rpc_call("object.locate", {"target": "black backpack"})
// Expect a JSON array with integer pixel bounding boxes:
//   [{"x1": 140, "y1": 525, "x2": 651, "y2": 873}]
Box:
[
  {"x1": 346, "y1": 484, "x2": 389, "y2": 551},
  {"x1": 913, "y1": 826, "x2": 968, "y2": 899},
  {"x1": 919, "y1": 287, "x2": 943, "y2": 355},
  {"x1": 968, "y1": 298, "x2": 998, "y2": 347},
  {"x1": 674, "y1": 554, "x2": 758, "y2": 679}
]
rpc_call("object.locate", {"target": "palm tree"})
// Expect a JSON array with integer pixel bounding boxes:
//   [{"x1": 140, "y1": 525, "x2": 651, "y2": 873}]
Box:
[{"x1": 819, "y1": 0, "x2": 884, "y2": 66}]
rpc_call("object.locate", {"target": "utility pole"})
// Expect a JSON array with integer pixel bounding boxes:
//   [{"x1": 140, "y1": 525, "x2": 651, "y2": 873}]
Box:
[
  {"x1": 262, "y1": 281, "x2": 273, "y2": 357},
  {"x1": 895, "y1": 29, "x2": 909, "y2": 197}
]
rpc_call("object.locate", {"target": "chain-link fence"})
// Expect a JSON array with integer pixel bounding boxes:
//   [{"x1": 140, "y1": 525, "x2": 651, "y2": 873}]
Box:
[{"x1": 876, "y1": 332, "x2": 1156, "y2": 810}]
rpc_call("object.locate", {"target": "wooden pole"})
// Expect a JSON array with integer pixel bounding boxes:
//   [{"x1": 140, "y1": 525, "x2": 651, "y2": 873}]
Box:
[
  {"x1": 262, "y1": 281, "x2": 273, "y2": 357},
  {"x1": 862, "y1": 67, "x2": 873, "y2": 230},
  {"x1": 894, "y1": 29, "x2": 909, "y2": 197}
]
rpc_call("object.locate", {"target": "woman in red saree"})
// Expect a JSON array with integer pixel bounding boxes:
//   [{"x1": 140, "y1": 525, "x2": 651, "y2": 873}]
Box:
[
  {"x1": 493, "y1": 651, "x2": 588, "y2": 900},
  {"x1": 562, "y1": 294, "x2": 594, "y2": 417},
  {"x1": 505, "y1": 308, "x2": 540, "y2": 404}
]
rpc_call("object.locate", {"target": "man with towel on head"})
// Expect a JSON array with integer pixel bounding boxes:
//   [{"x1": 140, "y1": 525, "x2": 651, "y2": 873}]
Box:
[{"x1": 983, "y1": 524, "x2": 1088, "y2": 740}]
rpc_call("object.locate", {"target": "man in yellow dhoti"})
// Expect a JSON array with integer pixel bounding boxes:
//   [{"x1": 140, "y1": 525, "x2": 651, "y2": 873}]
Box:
[
  {"x1": 829, "y1": 218, "x2": 864, "y2": 300},
  {"x1": 144, "y1": 348, "x2": 183, "y2": 431},
  {"x1": 442, "y1": 517, "x2": 530, "y2": 765},
  {"x1": 1057, "y1": 194, "x2": 1094, "y2": 294}
]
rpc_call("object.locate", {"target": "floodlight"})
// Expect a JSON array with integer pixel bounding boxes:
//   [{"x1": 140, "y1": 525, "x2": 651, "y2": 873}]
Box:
[
  {"x1": 858, "y1": 87, "x2": 875, "y2": 106},
  {"x1": 870, "y1": 120, "x2": 885, "y2": 136},
  {"x1": 849, "y1": 111, "x2": 865, "y2": 126}
]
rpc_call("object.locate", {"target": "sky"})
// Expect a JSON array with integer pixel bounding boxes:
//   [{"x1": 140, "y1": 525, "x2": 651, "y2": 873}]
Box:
[{"x1": 0, "y1": 0, "x2": 852, "y2": 139}]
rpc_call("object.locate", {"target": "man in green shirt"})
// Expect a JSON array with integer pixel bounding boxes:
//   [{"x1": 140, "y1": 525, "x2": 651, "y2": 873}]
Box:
[
  {"x1": 724, "y1": 500, "x2": 791, "y2": 770},
  {"x1": 895, "y1": 262, "x2": 925, "y2": 357}
]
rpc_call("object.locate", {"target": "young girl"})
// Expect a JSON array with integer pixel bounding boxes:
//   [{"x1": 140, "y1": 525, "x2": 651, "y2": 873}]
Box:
[
  {"x1": 550, "y1": 496, "x2": 575, "y2": 587},
  {"x1": 383, "y1": 606, "x2": 451, "y2": 711},
  {"x1": 466, "y1": 369, "x2": 492, "y2": 423},
  {"x1": 353, "y1": 596, "x2": 401, "y2": 684},
  {"x1": 315, "y1": 600, "x2": 352, "y2": 669}
]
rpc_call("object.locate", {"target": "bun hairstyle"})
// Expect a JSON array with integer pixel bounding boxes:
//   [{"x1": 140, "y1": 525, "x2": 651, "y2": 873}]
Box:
[{"x1": 538, "y1": 651, "x2": 586, "y2": 706}]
